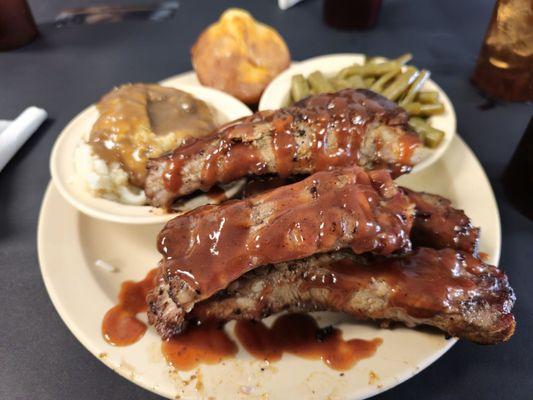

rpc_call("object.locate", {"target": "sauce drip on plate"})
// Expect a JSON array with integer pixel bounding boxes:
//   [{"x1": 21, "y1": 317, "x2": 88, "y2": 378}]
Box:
[
  {"x1": 235, "y1": 313, "x2": 382, "y2": 370},
  {"x1": 102, "y1": 268, "x2": 157, "y2": 346},
  {"x1": 102, "y1": 272, "x2": 382, "y2": 371},
  {"x1": 162, "y1": 321, "x2": 238, "y2": 370}
]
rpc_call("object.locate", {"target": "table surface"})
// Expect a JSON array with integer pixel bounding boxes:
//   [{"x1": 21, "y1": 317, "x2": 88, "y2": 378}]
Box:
[{"x1": 1, "y1": 0, "x2": 532, "y2": 399}]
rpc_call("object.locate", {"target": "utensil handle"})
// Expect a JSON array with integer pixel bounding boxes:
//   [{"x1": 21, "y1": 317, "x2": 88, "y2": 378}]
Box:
[{"x1": 0, "y1": 106, "x2": 47, "y2": 172}]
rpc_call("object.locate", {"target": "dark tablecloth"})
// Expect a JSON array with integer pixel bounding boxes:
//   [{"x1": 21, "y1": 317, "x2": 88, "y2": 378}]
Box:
[{"x1": 1, "y1": 0, "x2": 531, "y2": 399}]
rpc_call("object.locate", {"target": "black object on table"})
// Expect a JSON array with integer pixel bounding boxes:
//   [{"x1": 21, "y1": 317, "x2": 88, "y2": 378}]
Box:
[
  {"x1": 323, "y1": 0, "x2": 383, "y2": 30},
  {"x1": 503, "y1": 117, "x2": 533, "y2": 220},
  {"x1": 0, "y1": 1, "x2": 532, "y2": 399},
  {"x1": 0, "y1": 0, "x2": 38, "y2": 50}
]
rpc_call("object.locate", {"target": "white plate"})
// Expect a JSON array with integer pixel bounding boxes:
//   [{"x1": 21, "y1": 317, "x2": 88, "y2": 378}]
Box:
[
  {"x1": 50, "y1": 73, "x2": 252, "y2": 225},
  {"x1": 38, "y1": 134, "x2": 500, "y2": 400},
  {"x1": 259, "y1": 54, "x2": 456, "y2": 173}
]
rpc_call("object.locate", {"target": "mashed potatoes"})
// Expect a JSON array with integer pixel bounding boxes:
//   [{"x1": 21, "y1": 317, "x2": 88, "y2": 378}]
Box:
[
  {"x1": 75, "y1": 142, "x2": 147, "y2": 205},
  {"x1": 76, "y1": 84, "x2": 217, "y2": 205}
]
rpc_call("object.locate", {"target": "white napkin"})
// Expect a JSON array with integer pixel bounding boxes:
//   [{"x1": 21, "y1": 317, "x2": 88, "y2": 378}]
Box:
[
  {"x1": 0, "y1": 106, "x2": 48, "y2": 172},
  {"x1": 278, "y1": 0, "x2": 305, "y2": 10}
]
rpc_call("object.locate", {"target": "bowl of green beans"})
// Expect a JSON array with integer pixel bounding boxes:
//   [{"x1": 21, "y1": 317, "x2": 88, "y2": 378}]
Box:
[{"x1": 259, "y1": 53, "x2": 456, "y2": 173}]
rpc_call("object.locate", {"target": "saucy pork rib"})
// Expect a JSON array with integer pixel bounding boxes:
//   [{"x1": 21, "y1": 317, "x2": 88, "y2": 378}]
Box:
[
  {"x1": 148, "y1": 167, "x2": 414, "y2": 337},
  {"x1": 192, "y1": 248, "x2": 515, "y2": 345},
  {"x1": 240, "y1": 180, "x2": 481, "y2": 254},
  {"x1": 145, "y1": 89, "x2": 423, "y2": 208},
  {"x1": 403, "y1": 188, "x2": 480, "y2": 254}
]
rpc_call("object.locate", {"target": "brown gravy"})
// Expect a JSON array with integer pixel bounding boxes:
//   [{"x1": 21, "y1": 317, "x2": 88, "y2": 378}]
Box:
[
  {"x1": 161, "y1": 321, "x2": 238, "y2": 370},
  {"x1": 101, "y1": 268, "x2": 157, "y2": 346},
  {"x1": 234, "y1": 313, "x2": 382, "y2": 370},
  {"x1": 90, "y1": 83, "x2": 216, "y2": 187}
]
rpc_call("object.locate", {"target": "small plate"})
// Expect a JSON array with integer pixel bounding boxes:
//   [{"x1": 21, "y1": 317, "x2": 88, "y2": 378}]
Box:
[
  {"x1": 259, "y1": 54, "x2": 456, "y2": 173},
  {"x1": 38, "y1": 135, "x2": 500, "y2": 399},
  {"x1": 50, "y1": 76, "x2": 252, "y2": 225}
]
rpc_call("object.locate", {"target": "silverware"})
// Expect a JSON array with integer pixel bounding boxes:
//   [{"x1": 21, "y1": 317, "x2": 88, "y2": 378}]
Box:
[{"x1": 55, "y1": 1, "x2": 179, "y2": 27}]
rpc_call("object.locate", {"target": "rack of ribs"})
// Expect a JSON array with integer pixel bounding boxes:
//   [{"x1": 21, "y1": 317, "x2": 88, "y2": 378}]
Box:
[
  {"x1": 147, "y1": 167, "x2": 515, "y2": 343},
  {"x1": 148, "y1": 166, "x2": 414, "y2": 336},
  {"x1": 145, "y1": 89, "x2": 424, "y2": 208},
  {"x1": 191, "y1": 248, "x2": 515, "y2": 345},
  {"x1": 402, "y1": 187, "x2": 480, "y2": 254}
]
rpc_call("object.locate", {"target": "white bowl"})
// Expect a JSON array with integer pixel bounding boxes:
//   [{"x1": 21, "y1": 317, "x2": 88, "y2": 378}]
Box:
[
  {"x1": 259, "y1": 54, "x2": 456, "y2": 173},
  {"x1": 50, "y1": 79, "x2": 252, "y2": 225}
]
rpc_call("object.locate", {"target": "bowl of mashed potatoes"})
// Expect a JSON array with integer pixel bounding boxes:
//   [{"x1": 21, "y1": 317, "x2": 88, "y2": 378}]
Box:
[{"x1": 51, "y1": 81, "x2": 252, "y2": 224}]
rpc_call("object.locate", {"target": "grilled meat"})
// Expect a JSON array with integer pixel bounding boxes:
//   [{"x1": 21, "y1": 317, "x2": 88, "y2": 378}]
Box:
[
  {"x1": 403, "y1": 188, "x2": 480, "y2": 254},
  {"x1": 154, "y1": 248, "x2": 515, "y2": 344},
  {"x1": 238, "y1": 180, "x2": 481, "y2": 255},
  {"x1": 148, "y1": 167, "x2": 415, "y2": 336},
  {"x1": 145, "y1": 89, "x2": 423, "y2": 208}
]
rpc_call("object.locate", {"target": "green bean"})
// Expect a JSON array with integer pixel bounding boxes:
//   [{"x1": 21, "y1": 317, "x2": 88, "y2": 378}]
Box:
[
  {"x1": 393, "y1": 53, "x2": 413, "y2": 66},
  {"x1": 419, "y1": 102, "x2": 445, "y2": 115},
  {"x1": 337, "y1": 65, "x2": 363, "y2": 79},
  {"x1": 290, "y1": 74, "x2": 310, "y2": 102},
  {"x1": 400, "y1": 69, "x2": 430, "y2": 105},
  {"x1": 365, "y1": 56, "x2": 382, "y2": 65},
  {"x1": 308, "y1": 71, "x2": 334, "y2": 93},
  {"x1": 417, "y1": 91, "x2": 439, "y2": 104},
  {"x1": 403, "y1": 102, "x2": 421, "y2": 114},
  {"x1": 330, "y1": 76, "x2": 350, "y2": 90},
  {"x1": 369, "y1": 67, "x2": 401, "y2": 93},
  {"x1": 363, "y1": 77, "x2": 376, "y2": 87},
  {"x1": 346, "y1": 74, "x2": 366, "y2": 89},
  {"x1": 424, "y1": 128, "x2": 445, "y2": 148},
  {"x1": 409, "y1": 117, "x2": 445, "y2": 148},
  {"x1": 382, "y1": 67, "x2": 419, "y2": 101},
  {"x1": 338, "y1": 61, "x2": 402, "y2": 78},
  {"x1": 330, "y1": 74, "x2": 365, "y2": 90},
  {"x1": 403, "y1": 102, "x2": 445, "y2": 116},
  {"x1": 362, "y1": 62, "x2": 403, "y2": 76}
]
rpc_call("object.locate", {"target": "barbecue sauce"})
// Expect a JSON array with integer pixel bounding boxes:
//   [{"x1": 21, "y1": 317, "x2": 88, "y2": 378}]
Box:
[
  {"x1": 102, "y1": 268, "x2": 158, "y2": 346},
  {"x1": 404, "y1": 188, "x2": 479, "y2": 254},
  {"x1": 234, "y1": 313, "x2": 382, "y2": 370},
  {"x1": 158, "y1": 167, "x2": 412, "y2": 302},
  {"x1": 240, "y1": 175, "x2": 302, "y2": 198},
  {"x1": 161, "y1": 321, "x2": 238, "y2": 370},
  {"x1": 164, "y1": 115, "x2": 268, "y2": 195},
  {"x1": 163, "y1": 90, "x2": 421, "y2": 195},
  {"x1": 303, "y1": 248, "x2": 478, "y2": 318},
  {"x1": 102, "y1": 274, "x2": 384, "y2": 371},
  {"x1": 272, "y1": 113, "x2": 297, "y2": 177}
]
